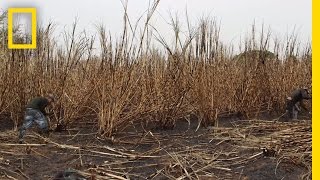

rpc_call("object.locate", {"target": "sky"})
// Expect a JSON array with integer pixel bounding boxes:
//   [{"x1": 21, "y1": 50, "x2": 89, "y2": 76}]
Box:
[{"x1": 0, "y1": 0, "x2": 312, "y2": 50}]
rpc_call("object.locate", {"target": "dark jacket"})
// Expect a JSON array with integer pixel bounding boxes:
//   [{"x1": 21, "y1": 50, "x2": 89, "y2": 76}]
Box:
[
  {"x1": 287, "y1": 88, "x2": 311, "y2": 111},
  {"x1": 26, "y1": 97, "x2": 49, "y2": 115}
]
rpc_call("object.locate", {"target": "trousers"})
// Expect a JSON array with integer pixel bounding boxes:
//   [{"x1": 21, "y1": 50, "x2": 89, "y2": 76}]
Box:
[
  {"x1": 18, "y1": 108, "x2": 49, "y2": 140},
  {"x1": 285, "y1": 99, "x2": 299, "y2": 120}
]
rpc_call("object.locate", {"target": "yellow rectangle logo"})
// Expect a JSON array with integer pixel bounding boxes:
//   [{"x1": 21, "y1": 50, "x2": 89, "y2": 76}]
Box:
[{"x1": 8, "y1": 8, "x2": 37, "y2": 49}]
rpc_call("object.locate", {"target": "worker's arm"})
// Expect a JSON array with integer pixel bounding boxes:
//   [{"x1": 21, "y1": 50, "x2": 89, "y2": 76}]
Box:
[
  {"x1": 43, "y1": 100, "x2": 54, "y2": 116},
  {"x1": 44, "y1": 107, "x2": 54, "y2": 116},
  {"x1": 40, "y1": 108, "x2": 48, "y2": 116},
  {"x1": 300, "y1": 101, "x2": 308, "y2": 111},
  {"x1": 302, "y1": 89, "x2": 312, "y2": 100},
  {"x1": 304, "y1": 96, "x2": 312, "y2": 100},
  {"x1": 295, "y1": 103, "x2": 301, "y2": 111}
]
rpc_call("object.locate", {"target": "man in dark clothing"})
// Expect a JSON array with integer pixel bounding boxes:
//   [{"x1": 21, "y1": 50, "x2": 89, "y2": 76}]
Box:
[
  {"x1": 285, "y1": 87, "x2": 311, "y2": 120},
  {"x1": 18, "y1": 94, "x2": 55, "y2": 143}
]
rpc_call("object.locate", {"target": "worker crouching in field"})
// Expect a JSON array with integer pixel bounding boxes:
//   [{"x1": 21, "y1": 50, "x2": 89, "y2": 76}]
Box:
[
  {"x1": 285, "y1": 87, "x2": 311, "y2": 120},
  {"x1": 18, "y1": 94, "x2": 55, "y2": 144}
]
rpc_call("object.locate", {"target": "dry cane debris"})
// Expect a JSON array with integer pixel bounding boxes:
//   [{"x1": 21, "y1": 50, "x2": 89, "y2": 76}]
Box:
[{"x1": 0, "y1": 120, "x2": 311, "y2": 180}]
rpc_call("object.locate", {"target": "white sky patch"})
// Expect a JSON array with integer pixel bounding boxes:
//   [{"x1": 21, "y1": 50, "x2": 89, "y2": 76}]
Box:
[{"x1": 0, "y1": 0, "x2": 311, "y2": 52}]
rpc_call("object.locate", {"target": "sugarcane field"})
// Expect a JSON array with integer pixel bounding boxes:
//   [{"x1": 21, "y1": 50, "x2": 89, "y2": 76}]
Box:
[{"x1": 0, "y1": 0, "x2": 312, "y2": 179}]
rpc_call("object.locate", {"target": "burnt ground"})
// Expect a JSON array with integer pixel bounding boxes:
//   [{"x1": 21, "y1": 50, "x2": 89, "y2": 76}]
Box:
[{"x1": 0, "y1": 115, "x2": 311, "y2": 180}]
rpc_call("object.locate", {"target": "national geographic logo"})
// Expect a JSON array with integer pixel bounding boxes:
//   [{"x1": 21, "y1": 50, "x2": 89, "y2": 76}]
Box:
[{"x1": 7, "y1": 8, "x2": 37, "y2": 49}]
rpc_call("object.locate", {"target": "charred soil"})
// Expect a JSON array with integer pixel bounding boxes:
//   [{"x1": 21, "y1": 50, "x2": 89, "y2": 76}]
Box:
[{"x1": 0, "y1": 117, "x2": 311, "y2": 180}]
